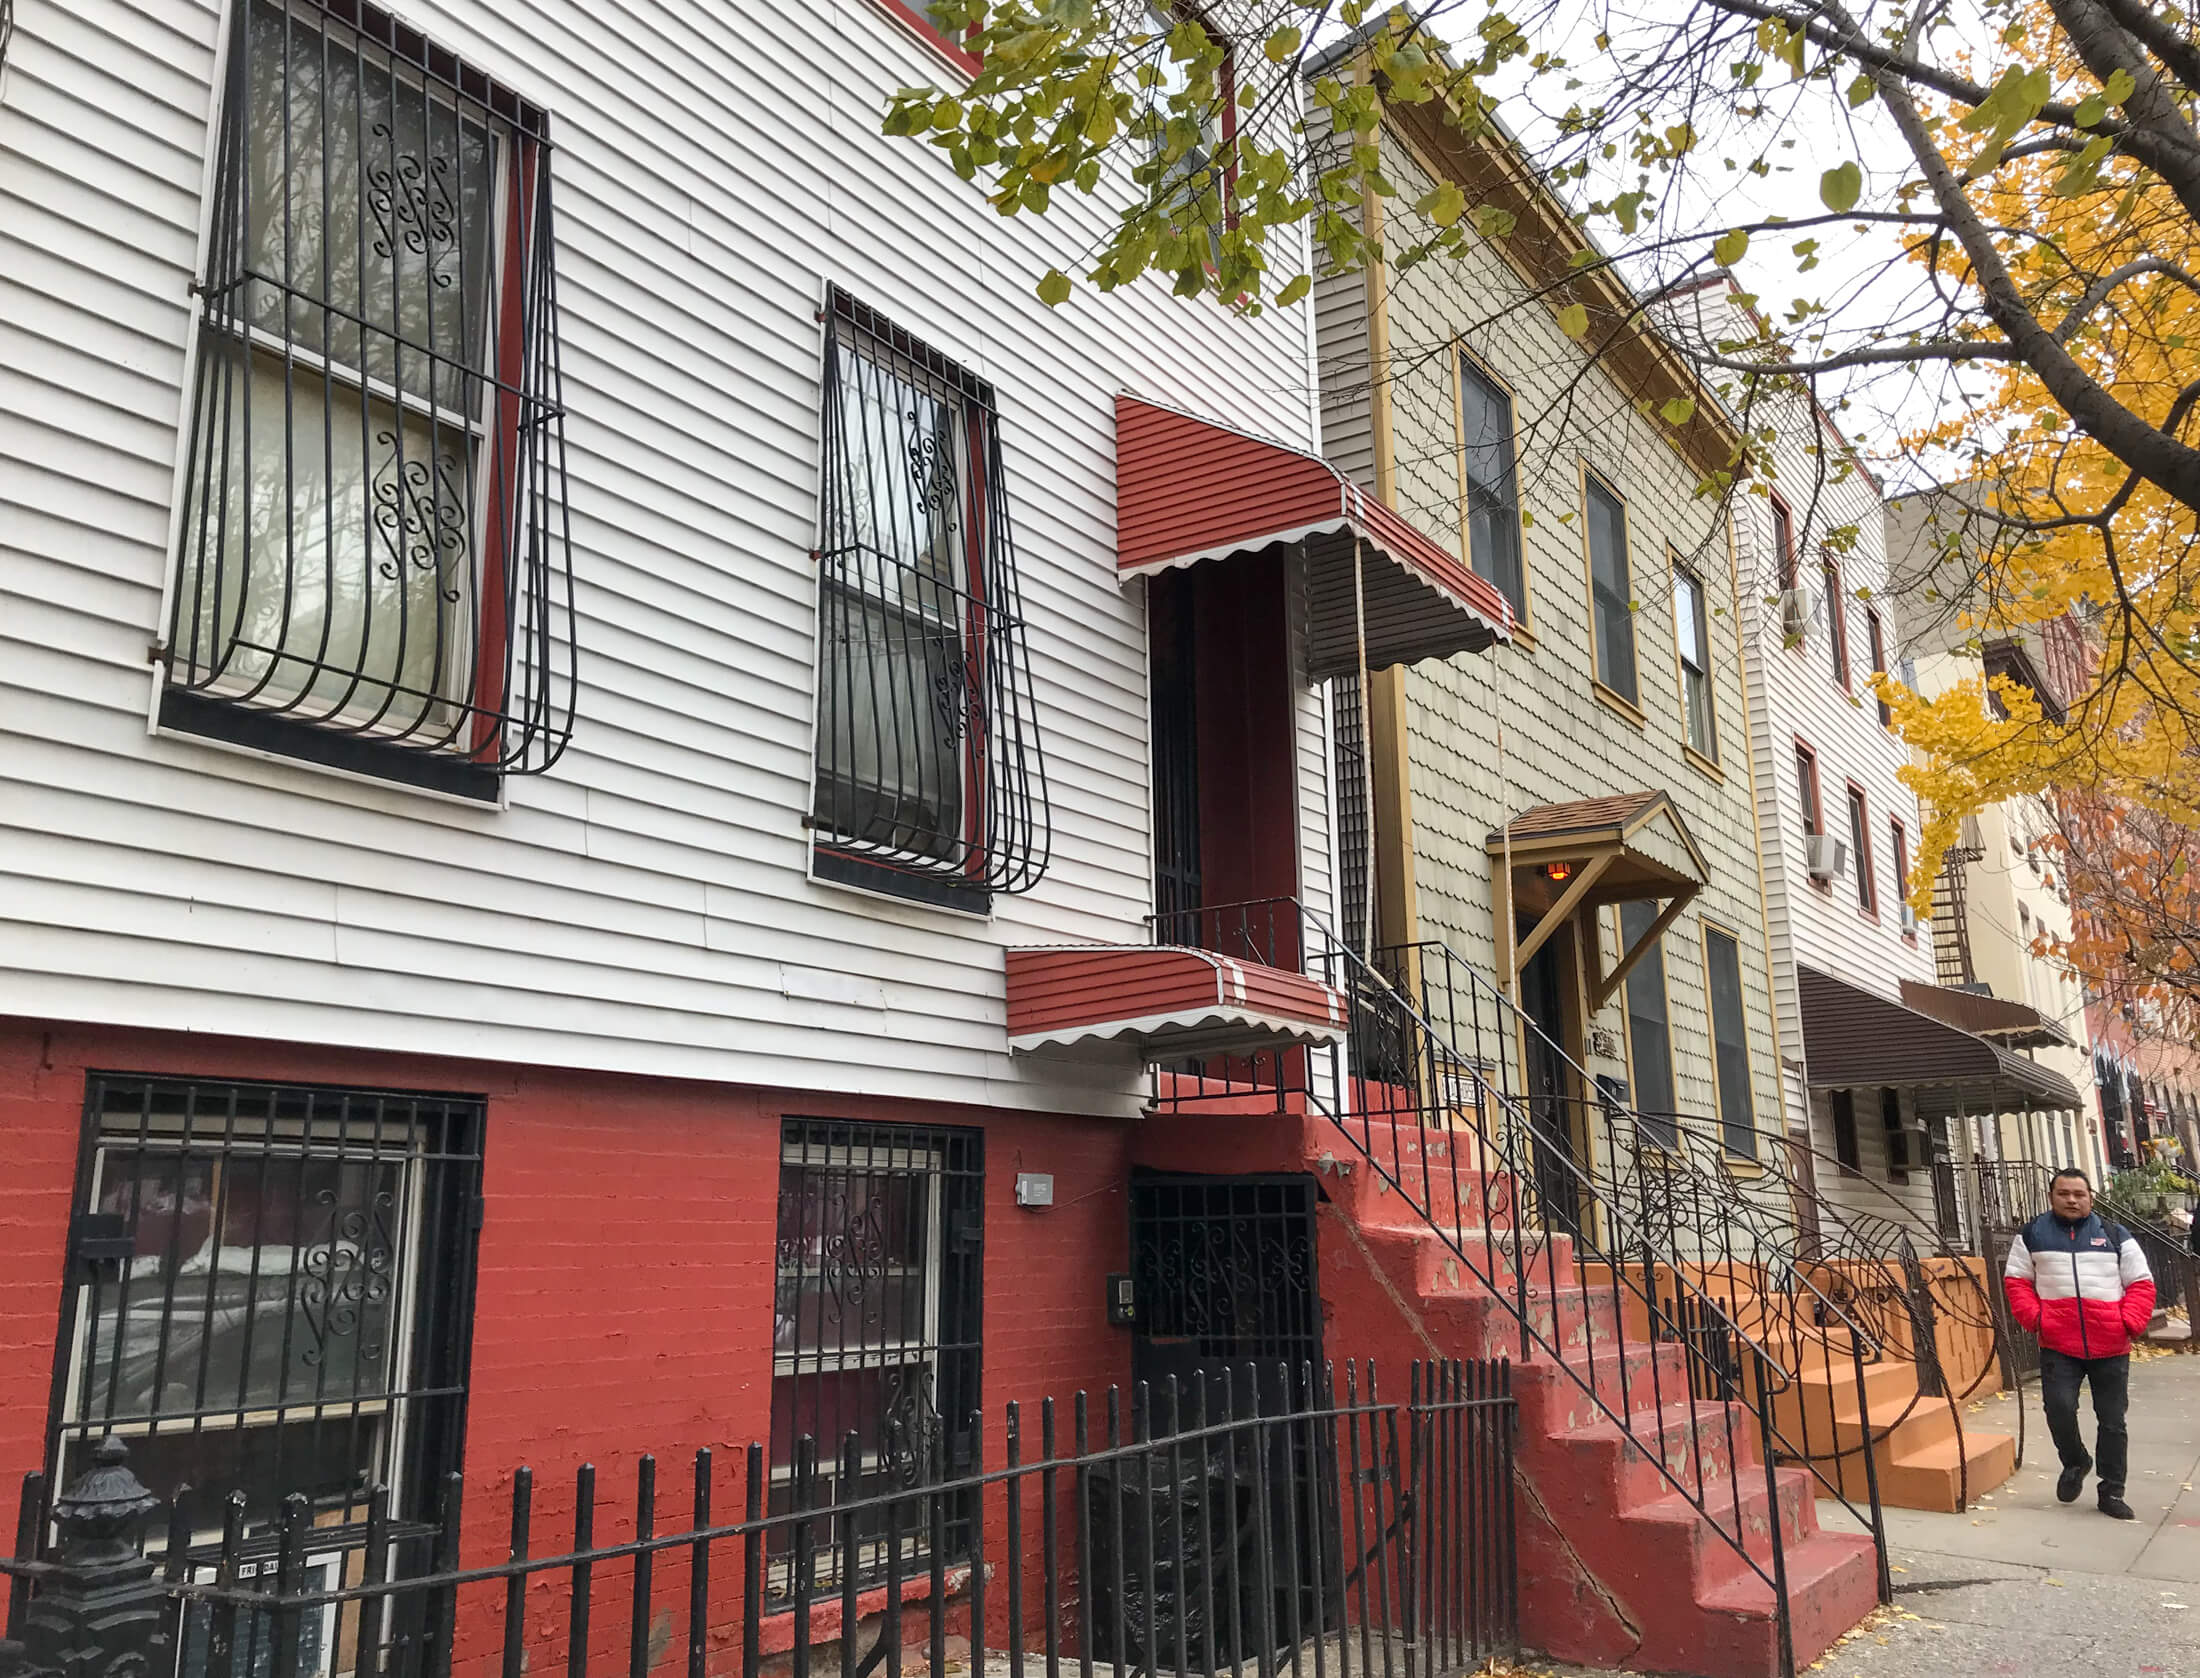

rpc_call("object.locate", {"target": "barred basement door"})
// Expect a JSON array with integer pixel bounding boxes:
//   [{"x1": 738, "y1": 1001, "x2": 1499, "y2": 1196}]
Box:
[
  {"x1": 1127, "y1": 1173, "x2": 1335, "y2": 1666},
  {"x1": 49, "y1": 1075, "x2": 484, "y2": 1645}
]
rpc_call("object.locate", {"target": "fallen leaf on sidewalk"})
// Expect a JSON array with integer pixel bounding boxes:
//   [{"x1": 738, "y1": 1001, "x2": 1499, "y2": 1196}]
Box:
[{"x1": 2046, "y1": 1578, "x2": 2064, "y2": 1587}]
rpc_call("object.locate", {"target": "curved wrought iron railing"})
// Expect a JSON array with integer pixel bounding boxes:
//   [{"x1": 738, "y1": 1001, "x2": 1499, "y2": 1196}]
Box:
[
  {"x1": 1147, "y1": 900, "x2": 1892, "y2": 1678},
  {"x1": 1589, "y1": 1109, "x2": 2015, "y2": 1509},
  {"x1": 1397, "y1": 939, "x2": 1963, "y2": 1510}
]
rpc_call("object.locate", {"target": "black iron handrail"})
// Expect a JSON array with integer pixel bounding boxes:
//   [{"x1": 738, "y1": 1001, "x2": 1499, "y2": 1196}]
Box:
[
  {"x1": 1395, "y1": 939, "x2": 1908, "y2": 1531},
  {"x1": 1151, "y1": 898, "x2": 1893, "y2": 1678}
]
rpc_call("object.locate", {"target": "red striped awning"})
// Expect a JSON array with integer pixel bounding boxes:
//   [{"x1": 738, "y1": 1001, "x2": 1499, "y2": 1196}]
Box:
[
  {"x1": 1115, "y1": 395, "x2": 1514, "y2": 674},
  {"x1": 1005, "y1": 944, "x2": 1350, "y2": 1058}
]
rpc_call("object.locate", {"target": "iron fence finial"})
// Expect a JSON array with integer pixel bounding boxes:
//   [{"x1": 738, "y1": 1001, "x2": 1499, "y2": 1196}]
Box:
[{"x1": 49, "y1": 1439, "x2": 160, "y2": 1567}]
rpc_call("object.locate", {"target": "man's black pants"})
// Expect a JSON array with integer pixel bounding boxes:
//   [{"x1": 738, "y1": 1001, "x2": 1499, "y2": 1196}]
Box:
[{"x1": 2038, "y1": 1347, "x2": 2130, "y2": 1497}]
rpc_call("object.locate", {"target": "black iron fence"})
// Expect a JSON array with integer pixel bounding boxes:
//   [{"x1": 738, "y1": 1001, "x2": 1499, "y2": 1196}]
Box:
[{"x1": 3, "y1": 1359, "x2": 1515, "y2": 1678}]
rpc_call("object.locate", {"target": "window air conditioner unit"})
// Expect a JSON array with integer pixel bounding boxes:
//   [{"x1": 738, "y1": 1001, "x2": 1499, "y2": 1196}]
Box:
[
  {"x1": 1779, "y1": 588, "x2": 1813, "y2": 638},
  {"x1": 1900, "y1": 902, "x2": 1919, "y2": 934},
  {"x1": 1806, "y1": 833, "x2": 1847, "y2": 882}
]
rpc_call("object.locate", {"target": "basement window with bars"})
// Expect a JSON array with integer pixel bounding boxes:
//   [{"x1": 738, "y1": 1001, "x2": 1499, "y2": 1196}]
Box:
[
  {"x1": 53, "y1": 1077, "x2": 484, "y2": 1556},
  {"x1": 163, "y1": 0, "x2": 575, "y2": 802},
  {"x1": 810, "y1": 290, "x2": 1050, "y2": 911},
  {"x1": 769, "y1": 1118, "x2": 982, "y2": 1601}
]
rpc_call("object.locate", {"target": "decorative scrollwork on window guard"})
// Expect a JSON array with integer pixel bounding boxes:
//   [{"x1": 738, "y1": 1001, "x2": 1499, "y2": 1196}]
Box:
[
  {"x1": 163, "y1": 0, "x2": 576, "y2": 798},
  {"x1": 810, "y1": 288, "x2": 1051, "y2": 905}
]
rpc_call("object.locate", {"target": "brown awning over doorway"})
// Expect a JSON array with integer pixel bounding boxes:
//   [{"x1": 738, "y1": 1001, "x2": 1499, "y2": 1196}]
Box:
[
  {"x1": 1485, "y1": 790, "x2": 1708, "y2": 1004},
  {"x1": 1799, "y1": 965, "x2": 2084, "y2": 1119},
  {"x1": 1896, "y1": 980, "x2": 2074, "y2": 1050}
]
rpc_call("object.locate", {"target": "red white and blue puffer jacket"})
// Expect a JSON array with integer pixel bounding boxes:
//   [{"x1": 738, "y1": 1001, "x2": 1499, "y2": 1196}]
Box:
[{"x1": 2003, "y1": 1210, "x2": 2156, "y2": 1359}]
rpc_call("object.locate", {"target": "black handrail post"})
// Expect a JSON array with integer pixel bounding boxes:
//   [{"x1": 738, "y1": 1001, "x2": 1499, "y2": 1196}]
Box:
[
  {"x1": 1752, "y1": 1350, "x2": 1795, "y2": 1678},
  {"x1": 500, "y1": 1469, "x2": 534, "y2": 1678},
  {"x1": 1849, "y1": 1334, "x2": 1892, "y2": 1604},
  {"x1": 572, "y1": 1465, "x2": 598, "y2": 1678},
  {"x1": 6, "y1": 1472, "x2": 45, "y2": 1643},
  {"x1": 738, "y1": 1445, "x2": 762, "y2": 1678}
]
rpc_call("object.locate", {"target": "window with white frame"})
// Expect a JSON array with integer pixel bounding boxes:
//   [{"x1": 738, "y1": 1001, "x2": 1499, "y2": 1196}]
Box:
[
  {"x1": 1619, "y1": 899, "x2": 1678, "y2": 1149},
  {"x1": 1142, "y1": 3, "x2": 1232, "y2": 260},
  {"x1": 769, "y1": 1118, "x2": 982, "y2": 1598},
  {"x1": 1585, "y1": 472, "x2": 1638, "y2": 704},
  {"x1": 164, "y1": 0, "x2": 574, "y2": 798},
  {"x1": 1703, "y1": 927, "x2": 1759, "y2": 1158},
  {"x1": 54, "y1": 1077, "x2": 482, "y2": 1566},
  {"x1": 1673, "y1": 561, "x2": 1715, "y2": 758},
  {"x1": 1460, "y1": 356, "x2": 1525, "y2": 617}
]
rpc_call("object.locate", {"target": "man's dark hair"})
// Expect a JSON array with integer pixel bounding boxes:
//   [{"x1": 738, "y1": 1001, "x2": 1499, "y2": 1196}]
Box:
[{"x1": 2051, "y1": 1167, "x2": 2092, "y2": 1188}]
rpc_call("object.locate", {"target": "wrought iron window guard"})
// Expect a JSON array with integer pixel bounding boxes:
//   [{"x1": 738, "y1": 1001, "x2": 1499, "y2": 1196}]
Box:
[
  {"x1": 164, "y1": 0, "x2": 576, "y2": 801},
  {"x1": 810, "y1": 288, "x2": 1050, "y2": 908},
  {"x1": 51, "y1": 1075, "x2": 484, "y2": 1563},
  {"x1": 770, "y1": 1117, "x2": 982, "y2": 1603}
]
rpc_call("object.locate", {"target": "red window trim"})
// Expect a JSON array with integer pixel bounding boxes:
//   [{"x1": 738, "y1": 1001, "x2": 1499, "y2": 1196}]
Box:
[
  {"x1": 869, "y1": 0, "x2": 983, "y2": 77},
  {"x1": 1847, "y1": 781, "x2": 1878, "y2": 921},
  {"x1": 1770, "y1": 494, "x2": 1798, "y2": 592},
  {"x1": 959, "y1": 402, "x2": 992, "y2": 879},
  {"x1": 1795, "y1": 737, "x2": 1829, "y2": 893},
  {"x1": 1823, "y1": 554, "x2": 1850, "y2": 692},
  {"x1": 1154, "y1": 0, "x2": 1243, "y2": 285},
  {"x1": 470, "y1": 134, "x2": 540, "y2": 759},
  {"x1": 1890, "y1": 817, "x2": 1914, "y2": 941}
]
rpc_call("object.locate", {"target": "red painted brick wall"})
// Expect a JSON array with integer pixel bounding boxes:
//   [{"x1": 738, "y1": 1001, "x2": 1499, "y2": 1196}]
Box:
[{"x1": 0, "y1": 1015, "x2": 1136, "y2": 1633}]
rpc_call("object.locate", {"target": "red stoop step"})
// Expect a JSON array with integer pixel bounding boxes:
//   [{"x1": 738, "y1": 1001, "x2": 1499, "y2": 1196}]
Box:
[{"x1": 1308, "y1": 1115, "x2": 1881, "y2": 1678}]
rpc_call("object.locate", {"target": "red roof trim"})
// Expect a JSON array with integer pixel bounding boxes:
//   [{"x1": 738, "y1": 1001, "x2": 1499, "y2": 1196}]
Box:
[
  {"x1": 1005, "y1": 944, "x2": 1350, "y2": 1055},
  {"x1": 1114, "y1": 395, "x2": 1515, "y2": 642}
]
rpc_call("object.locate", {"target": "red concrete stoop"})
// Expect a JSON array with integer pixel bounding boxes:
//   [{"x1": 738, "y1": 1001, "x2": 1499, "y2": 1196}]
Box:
[{"x1": 1299, "y1": 1117, "x2": 1882, "y2": 1678}]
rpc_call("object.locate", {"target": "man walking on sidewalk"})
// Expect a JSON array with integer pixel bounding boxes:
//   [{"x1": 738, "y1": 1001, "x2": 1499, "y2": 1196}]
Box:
[{"x1": 2003, "y1": 1169, "x2": 2157, "y2": 1520}]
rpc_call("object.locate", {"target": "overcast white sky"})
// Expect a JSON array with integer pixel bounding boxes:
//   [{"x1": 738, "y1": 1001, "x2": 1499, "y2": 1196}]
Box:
[{"x1": 1410, "y1": 0, "x2": 2012, "y2": 492}]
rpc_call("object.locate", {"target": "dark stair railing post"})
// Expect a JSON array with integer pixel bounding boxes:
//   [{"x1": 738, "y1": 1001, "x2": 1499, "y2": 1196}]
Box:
[{"x1": 13, "y1": 1438, "x2": 169, "y2": 1678}]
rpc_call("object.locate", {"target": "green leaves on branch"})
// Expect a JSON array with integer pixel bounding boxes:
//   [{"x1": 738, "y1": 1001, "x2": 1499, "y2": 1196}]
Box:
[
  {"x1": 1712, "y1": 228, "x2": 1750, "y2": 266},
  {"x1": 1959, "y1": 63, "x2": 2054, "y2": 173},
  {"x1": 1819, "y1": 161, "x2": 1862, "y2": 213},
  {"x1": 880, "y1": 3, "x2": 1535, "y2": 314}
]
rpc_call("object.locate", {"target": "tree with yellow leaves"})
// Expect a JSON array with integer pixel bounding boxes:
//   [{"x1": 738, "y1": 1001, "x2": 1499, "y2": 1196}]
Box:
[{"x1": 1879, "y1": 2, "x2": 2200, "y2": 1041}]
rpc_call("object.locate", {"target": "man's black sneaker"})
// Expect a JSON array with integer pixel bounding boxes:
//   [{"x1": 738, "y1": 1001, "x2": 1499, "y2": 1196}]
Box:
[
  {"x1": 2099, "y1": 1494, "x2": 2136, "y2": 1521},
  {"x1": 2057, "y1": 1464, "x2": 2088, "y2": 1502}
]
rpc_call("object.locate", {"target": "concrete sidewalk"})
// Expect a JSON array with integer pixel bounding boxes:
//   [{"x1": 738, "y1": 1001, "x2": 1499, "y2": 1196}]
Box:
[{"x1": 1803, "y1": 1347, "x2": 2199, "y2": 1677}]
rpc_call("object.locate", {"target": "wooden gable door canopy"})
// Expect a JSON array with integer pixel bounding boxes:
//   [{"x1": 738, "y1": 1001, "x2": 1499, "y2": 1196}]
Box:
[
  {"x1": 1485, "y1": 790, "x2": 1708, "y2": 1004},
  {"x1": 1114, "y1": 394, "x2": 1515, "y2": 674}
]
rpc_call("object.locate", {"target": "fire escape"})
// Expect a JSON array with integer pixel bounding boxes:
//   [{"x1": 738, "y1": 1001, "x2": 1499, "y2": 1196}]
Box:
[{"x1": 1932, "y1": 815, "x2": 1986, "y2": 987}]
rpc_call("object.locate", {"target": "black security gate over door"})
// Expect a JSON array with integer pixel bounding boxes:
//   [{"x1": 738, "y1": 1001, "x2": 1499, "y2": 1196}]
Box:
[
  {"x1": 1149, "y1": 573, "x2": 1203, "y2": 925},
  {"x1": 1126, "y1": 1173, "x2": 1331, "y2": 1667}
]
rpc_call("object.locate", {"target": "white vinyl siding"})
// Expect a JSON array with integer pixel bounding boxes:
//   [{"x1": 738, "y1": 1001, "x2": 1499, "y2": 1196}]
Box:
[{"x1": 0, "y1": 0, "x2": 1325, "y2": 1116}]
